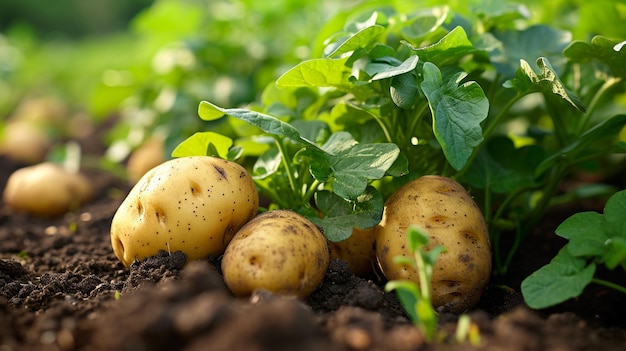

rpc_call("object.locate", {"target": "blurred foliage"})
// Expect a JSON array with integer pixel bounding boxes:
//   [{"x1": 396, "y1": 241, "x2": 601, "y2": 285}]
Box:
[{"x1": 1, "y1": 0, "x2": 625, "y2": 165}]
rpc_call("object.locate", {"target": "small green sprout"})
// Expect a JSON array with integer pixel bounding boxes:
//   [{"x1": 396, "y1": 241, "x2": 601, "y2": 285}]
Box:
[{"x1": 384, "y1": 226, "x2": 445, "y2": 342}]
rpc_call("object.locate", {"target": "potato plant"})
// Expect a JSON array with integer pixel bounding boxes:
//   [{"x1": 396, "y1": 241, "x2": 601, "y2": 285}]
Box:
[{"x1": 175, "y1": 2, "x2": 626, "y2": 278}]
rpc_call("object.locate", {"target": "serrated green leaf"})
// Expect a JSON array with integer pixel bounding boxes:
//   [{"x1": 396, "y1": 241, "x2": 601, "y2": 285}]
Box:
[
  {"x1": 171, "y1": 131, "x2": 233, "y2": 159},
  {"x1": 330, "y1": 142, "x2": 400, "y2": 199},
  {"x1": 506, "y1": 58, "x2": 585, "y2": 111},
  {"x1": 309, "y1": 187, "x2": 383, "y2": 242},
  {"x1": 326, "y1": 25, "x2": 386, "y2": 58},
  {"x1": 564, "y1": 36, "x2": 626, "y2": 79},
  {"x1": 406, "y1": 26, "x2": 478, "y2": 66},
  {"x1": 521, "y1": 247, "x2": 596, "y2": 309},
  {"x1": 420, "y1": 62, "x2": 488, "y2": 170}
]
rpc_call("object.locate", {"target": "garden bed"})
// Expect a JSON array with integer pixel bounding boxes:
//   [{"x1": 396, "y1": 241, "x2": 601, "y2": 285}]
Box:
[{"x1": 1, "y1": 153, "x2": 626, "y2": 351}]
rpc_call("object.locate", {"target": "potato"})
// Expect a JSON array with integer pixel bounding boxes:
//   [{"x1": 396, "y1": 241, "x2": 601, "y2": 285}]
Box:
[
  {"x1": 2, "y1": 162, "x2": 92, "y2": 218},
  {"x1": 330, "y1": 226, "x2": 377, "y2": 277},
  {"x1": 375, "y1": 175, "x2": 491, "y2": 313},
  {"x1": 0, "y1": 120, "x2": 51, "y2": 164},
  {"x1": 222, "y1": 209, "x2": 330, "y2": 298},
  {"x1": 110, "y1": 156, "x2": 259, "y2": 267},
  {"x1": 126, "y1": 136, "x2": 166, "y2": 183}
]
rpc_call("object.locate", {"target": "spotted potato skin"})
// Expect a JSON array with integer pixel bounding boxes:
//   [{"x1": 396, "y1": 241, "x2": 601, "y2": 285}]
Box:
[
  {"x1": 222, "y1": 210, "x2": 330, "y2": 298},
  {"x1": 375, "y1": 175, "x2": 491, "y2": 313},
  {"x1": 110, "y1": 156, "x2": 258, "y2": 267}
]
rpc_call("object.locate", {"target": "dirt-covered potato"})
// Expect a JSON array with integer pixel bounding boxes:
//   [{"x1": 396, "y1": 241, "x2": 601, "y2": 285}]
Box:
[
  {"x1": 110, "y1": 156, "x2": 259, "y2": 267},
  {"x1": 330, "y1": 226, "x2": 377, "y2": 277},
  {"x1": 222, "y1": 210, "x2": 330, "y2": 298},
  {"x1": 375, "y1": 175, "x2": 491, "y2": 313},
  {"x1": 2, "y1": 162, "x2": 92, "y2": 218}
]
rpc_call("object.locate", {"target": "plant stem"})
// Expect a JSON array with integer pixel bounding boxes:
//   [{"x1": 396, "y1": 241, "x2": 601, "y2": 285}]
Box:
[
  {"x1": 592, "y1": 278, "x2": 626, "y2": 295},
  {"x1": 275, "y1": 138, "x2": 299, "y2": 202},
  {"x1": 414, "y1": 249, "x2": 431, "y2": 302},
  {"x1": 576, "y1": 77, "x2": 622, "y2": 135}
]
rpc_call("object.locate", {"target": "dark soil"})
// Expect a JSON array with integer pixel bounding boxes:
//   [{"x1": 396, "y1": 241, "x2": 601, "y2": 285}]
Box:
[{"x1": 1, "y1": 148, "x2": 626, "y2": 350}]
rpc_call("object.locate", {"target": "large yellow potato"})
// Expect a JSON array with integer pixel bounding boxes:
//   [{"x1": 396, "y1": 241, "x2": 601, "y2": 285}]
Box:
[
  {"x1": 2, "y1": 162, "x2": 92, "y2": 218},
  {"x1": 375, "y1": 175, "x2": 491, "y2": 313},
  {"x1": 330, "y1": 226, "x2": 377, "y2": 277},
  {"x1": 222, "y1": 210, "x2": 330, "y2": 298},
  {"x1": 110, "y1": 156, "x2": 258, "y2": 267}
]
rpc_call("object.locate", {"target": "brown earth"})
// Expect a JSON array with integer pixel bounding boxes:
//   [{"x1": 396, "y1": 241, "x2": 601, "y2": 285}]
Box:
[{"x1": 1, "y1": 143, "x2": 626, "y2": 350}]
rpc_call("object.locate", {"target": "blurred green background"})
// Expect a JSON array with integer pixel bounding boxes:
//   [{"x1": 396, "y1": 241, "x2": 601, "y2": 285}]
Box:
[{"x1": 0, "y1": 0, "x2": 624, "y2": 169}]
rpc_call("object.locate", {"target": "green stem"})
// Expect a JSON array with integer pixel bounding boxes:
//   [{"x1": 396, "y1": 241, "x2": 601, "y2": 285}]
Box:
[
  {"x1": 500, "y1": 225, "x2": 523, "y2": 275},
  {"x1": 592, "y1": 278, "x2": 626, "y2": 295},
  {"x1": 414, "y1": 249, "x2": 431, "y2": 302},
  {"x1": 302, "y1": 179, "x2": 321, "y2": 205},
  {"x1": 275, "y1": 138, "x2": 299, "y2": 201},
  {"x1": 577, "y1": 77, "x2": 622, "y2": 135}
]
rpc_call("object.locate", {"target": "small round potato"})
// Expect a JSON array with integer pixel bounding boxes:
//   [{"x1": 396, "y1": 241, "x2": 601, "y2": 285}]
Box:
[
  {"x1": 2, "y1": 162, "x2": 92, "y2": 218},
  {"x1": 330, "y1": 226, "x2": 377, "y2": 277},
  {"x1": 222, "y1": 210, "x2": 330, "y2": 298},
  {"x1": 110, "y1": 156, "x2": 259, "y2": 267},
  {"x1": 375, "y1": 175, "x2": 491, "y2": 313}
]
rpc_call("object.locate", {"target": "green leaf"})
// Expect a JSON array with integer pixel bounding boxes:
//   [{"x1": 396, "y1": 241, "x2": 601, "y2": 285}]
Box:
[
  {"x1": 521, "y1": 247, "x2": 596, "y2": 309},
  {"x1": 385, "y1": 280, "x2": 421, "y2": 323},
  {"x1": 328, "y1": 141, "x2": 400, "y2": 199},
  {"x1": 406, "y1": 226, "x2": 430, "y2": 253},
  {"x1": 309, "y1": 187, "x2": 383, "y2": 242},
  {"x1": 326, "y1": 25, "x2": 386, "y2": 58},
  {"x1": 406, "y1": 26, "x2": 479, "y2": 66},
  {"x1": 564, "y1": 36, "x2": 626, "y2": 79},
  {"x1": 505, "y1": 57, "x2": 585, "y2": 112},
  {"x1": 604, "y1": 237, "x2": 626, "y2": 270},
  {"x1": 252, "y1": 147, "x2": 281, "y2": 179},
  {"x1": 390, "y1": 72, "x2": 419, "y2": 109},
  {"x1": 366, "y1": 55, "x2": 419, "y2": 81},
  {"x1": 556, "y1": 211, "x2": 608, "y2": 258},
  {"x1": 400, "y1": 7, "x2": 449, "y2": 42},
  {"x1": 171, "y1": 131, "x2": 233, "y2": 159},
  {"x1": 420, "y1": 62, "x2": 489, "y2": 170},
  {"x1": 603, "y1": 190, "x2": 626, "y2": 239},
  {"x1": 463, "y1": 137, "x2": 542, "y2": 192},
  {"x1": 197, "y1": 101, "x2": 320, "y2": 150},
  {"x1": 489, "y1": 25, "x2": 571, "y2": 77},
  {"x1": 535, "y1": 115, "x2": 626, "y2": 176}
]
